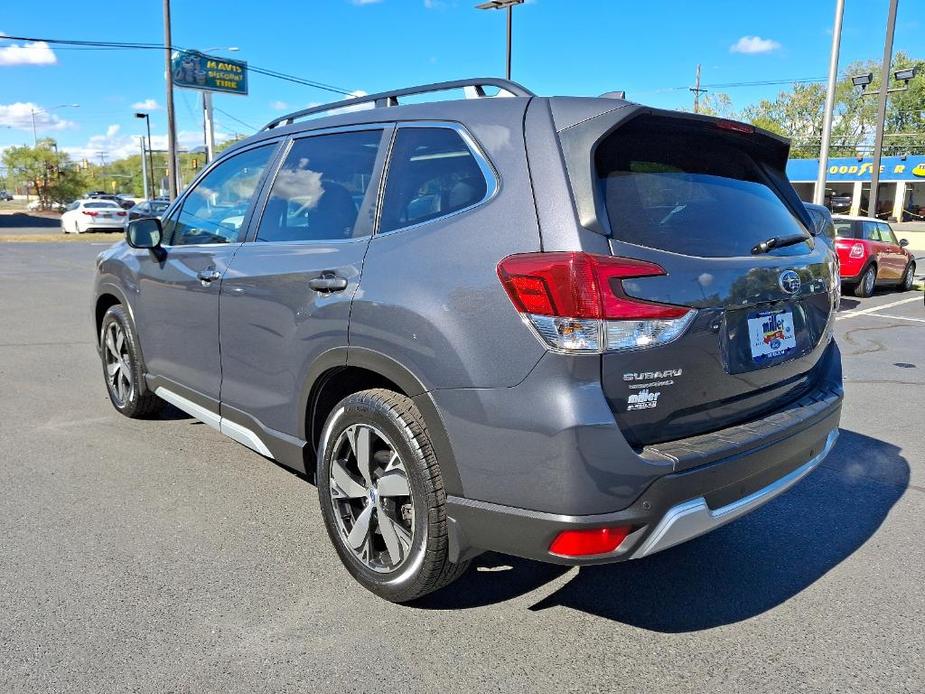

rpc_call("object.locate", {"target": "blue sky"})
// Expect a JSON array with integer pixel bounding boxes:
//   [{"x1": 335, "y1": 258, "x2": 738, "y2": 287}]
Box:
[{"x1": 0, "y1": 0, "x2": 921, "y2": 162}]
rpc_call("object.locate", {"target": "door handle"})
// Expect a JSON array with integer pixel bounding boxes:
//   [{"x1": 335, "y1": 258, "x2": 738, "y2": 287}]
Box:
[
  {"x1": 197, "y1": 268, "x2": 222, "y2": 284},
  {"x1": 308, "y1": 272, "x2": 348, "y2": 293}
]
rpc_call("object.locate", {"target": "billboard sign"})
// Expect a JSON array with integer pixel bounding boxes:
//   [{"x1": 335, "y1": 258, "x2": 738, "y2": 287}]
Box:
[
  {"x1": 171, "y1": 50, "x2": 248, "y2": 96},
  {"x1": 787, "y1": 155, "x2": 925, "y2": 183}
]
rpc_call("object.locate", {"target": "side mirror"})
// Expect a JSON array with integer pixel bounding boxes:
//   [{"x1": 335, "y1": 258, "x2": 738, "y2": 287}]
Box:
[
  {"x1": 899, "y1": 238, "x2": 909, "y2": 247},
  {"x1": 126, "y1": 217, "x2": 163, "y2": 250}
]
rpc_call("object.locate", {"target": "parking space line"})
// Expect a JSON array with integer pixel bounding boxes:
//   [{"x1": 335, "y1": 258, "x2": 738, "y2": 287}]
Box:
[
  {"x1": 864, "y1": 313, "x2": 925, "y2": 324},
  {"x1": 835, "y1": 295, "x2": 922, "y2": 321}
]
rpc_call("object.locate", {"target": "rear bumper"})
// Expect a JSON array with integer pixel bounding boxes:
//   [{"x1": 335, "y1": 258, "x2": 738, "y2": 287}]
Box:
[{"x1": 446, "y1": 386, "x2": 842, "y2": 565}]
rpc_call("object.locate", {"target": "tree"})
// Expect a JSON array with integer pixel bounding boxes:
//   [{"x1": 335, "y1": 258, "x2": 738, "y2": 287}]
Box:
[
  {"x1": 738, "y1": 51, "x2": 924, "y2": 158},
  {"x1": 1, "y1": 139, "x2": 86, "y2": 208}
]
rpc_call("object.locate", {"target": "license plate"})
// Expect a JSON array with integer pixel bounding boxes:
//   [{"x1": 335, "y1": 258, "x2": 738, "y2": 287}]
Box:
[
  {"x1": 101, "y1": 213, "x2": 111, "y2": 218},
  {"x1": 747, "y1": 310, "x2": 796, "y2": 363}
]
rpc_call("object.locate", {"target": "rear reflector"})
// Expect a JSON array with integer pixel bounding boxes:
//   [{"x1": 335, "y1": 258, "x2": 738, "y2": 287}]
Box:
[
  {"x1": 549, "y1": 526, "x2": 632, "y2": 557},
  {"x1": 497, "y1": 252, "x2": 695, "y2": 353}
]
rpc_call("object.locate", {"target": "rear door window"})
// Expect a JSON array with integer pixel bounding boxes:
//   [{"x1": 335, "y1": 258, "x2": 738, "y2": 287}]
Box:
[
  {"x1": 379, "y1": 127, "x2": 490, "y2": 233},
  {"x1": 256, "y1": 130, "x2": 381, "y2": 243},
  {"x1": 862, "y1": 221, "x2": 881, "y2": 242},
  {"x1": 594, "y1": 120, "x2": 810, "y2": 257}
]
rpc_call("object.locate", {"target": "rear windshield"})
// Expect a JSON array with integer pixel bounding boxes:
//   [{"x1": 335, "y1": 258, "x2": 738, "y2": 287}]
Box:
[
  {"x1": 84, "y1": 201, "x2": 120, "y2": 209},
  {"x1": 833, "y1": 220, "x2": 859, "y2": 238},
  {"x1": 594, "y1": 119, "x2": 810, "y2": 257}
]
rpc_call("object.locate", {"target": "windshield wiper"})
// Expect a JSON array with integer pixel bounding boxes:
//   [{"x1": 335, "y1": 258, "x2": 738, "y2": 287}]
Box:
[{"x1": 751, "y1": 233, "x2": 810, "y2": 255}]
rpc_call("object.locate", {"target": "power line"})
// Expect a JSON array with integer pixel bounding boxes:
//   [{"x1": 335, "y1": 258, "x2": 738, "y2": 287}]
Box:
[
  {"x1": 213, "y1": 107, "x2": 257, "y2": 132},
  {"x1": 0, "y1": 34, "x2": 356, "y2": 96}
]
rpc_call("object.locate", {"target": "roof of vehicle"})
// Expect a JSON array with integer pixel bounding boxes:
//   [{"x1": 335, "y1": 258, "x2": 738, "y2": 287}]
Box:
[
  {"x1": 832, "y1": 214, "x2": 890, "y2": 223},
  {"x1": 76, "y1": 198, "x2": 121, "y2": 206}
]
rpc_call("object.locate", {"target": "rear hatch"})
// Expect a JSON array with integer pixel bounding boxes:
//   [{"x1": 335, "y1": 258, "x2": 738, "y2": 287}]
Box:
[{"x1": 562, "y1": 109, "x2": 837, "y2": 447}]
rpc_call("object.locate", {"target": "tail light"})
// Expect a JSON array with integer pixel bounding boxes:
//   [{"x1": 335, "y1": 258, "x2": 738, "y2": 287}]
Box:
[
  {"x1": 83, "y1": 210, "x2": 98, "y2": 217},
  {"x1": 116, "y1": 211, "x2": 127, "y2": 217},
  {"x1": 549, "y1": 526, "x2": 633, "y2": 557},
  {"x1": 497, "y1": 252, "x2": 695, "y2": 354},
  {"x1": 849, "y1": 243, "x2": 865, "y2": 259}
]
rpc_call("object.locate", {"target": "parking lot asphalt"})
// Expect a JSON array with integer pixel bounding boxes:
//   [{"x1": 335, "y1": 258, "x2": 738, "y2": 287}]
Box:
[{"x1": 1, "y1": 241, "x2": 923, "y2": 693}]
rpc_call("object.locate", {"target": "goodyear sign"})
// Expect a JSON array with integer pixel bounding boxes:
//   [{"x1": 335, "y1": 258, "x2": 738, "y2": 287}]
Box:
[
  {"x1": 170, "y1": 50, "x2": 247, "y2": 96},
  {"x1": 787, "y1": 155, "x2": 925, "y2": 182}
]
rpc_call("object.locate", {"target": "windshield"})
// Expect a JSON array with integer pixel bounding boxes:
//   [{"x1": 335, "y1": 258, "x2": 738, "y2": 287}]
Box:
[
  {"x1": 84, "y1": 201, "x2": 120, "y2": 209},
  {"x1": 595, "y1": 119, "x2": 810, "y2": 257}
]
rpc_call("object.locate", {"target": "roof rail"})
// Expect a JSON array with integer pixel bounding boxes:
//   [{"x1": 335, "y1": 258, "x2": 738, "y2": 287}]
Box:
[{"x1": 261, "y1": 77, "x2": 534, "y2": 131}]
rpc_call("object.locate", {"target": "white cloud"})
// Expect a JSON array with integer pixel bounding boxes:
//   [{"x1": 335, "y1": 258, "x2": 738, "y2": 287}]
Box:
[
  {"x1": 131, "y1": 98, "x2": 160, "y2": 111},
  {"x1": 62, "y1": 127, "x2": 232, "y2": 164},
  {"x1": 270, "y1": 100, "x2": 289, "y2": 111},
  {"x1": 0, "y1": 35, "x2": 57, "y2": 66},
  {"x1": 0, "y1": 102, "x2": 75, "y2": 131},
  {"x1": 326, "y1": 90, "x2": 374, "y2": 115},
  {"x1": 730, "y1": 36, "x2": 781, "y2": 54}
]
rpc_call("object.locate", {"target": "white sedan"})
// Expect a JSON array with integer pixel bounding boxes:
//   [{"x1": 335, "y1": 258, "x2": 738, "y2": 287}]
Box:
[{"x1": 60, "y1": 199, "x2": 128, "y2": 234}]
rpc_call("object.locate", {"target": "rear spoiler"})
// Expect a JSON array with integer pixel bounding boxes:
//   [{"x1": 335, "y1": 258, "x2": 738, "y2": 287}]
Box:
[{"x1": 555, "y1": 104, "x2": 799, "y2": 236}]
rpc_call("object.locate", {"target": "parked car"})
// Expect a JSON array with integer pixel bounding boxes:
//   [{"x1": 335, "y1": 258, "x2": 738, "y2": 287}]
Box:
[
  {"x1": 825, "y1": 190, "x2": 852, "y2": 214},
  {"x1": 0, "y1": 190, "x2": 13, "y2": 201},
  {"x1": 832, "y1": 215, "x2": 916, "y2": 296},
  {"x1": 61, "y1": 199, "x2": 127, "y2": 233},
  {"x1": 93, "y1": 78, "x2": 843, "y2": 602},
  {"x1": 803, "y1": 202, "x2": 837, "y2": 253},
  {"x1": 124, "y1": 199, "x2": 170, "y2": 228}
]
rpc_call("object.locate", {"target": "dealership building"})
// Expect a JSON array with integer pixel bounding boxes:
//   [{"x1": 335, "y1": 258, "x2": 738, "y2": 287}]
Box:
[{"x1": 787, "y1": 154, "x2": 925, "y2": 221}]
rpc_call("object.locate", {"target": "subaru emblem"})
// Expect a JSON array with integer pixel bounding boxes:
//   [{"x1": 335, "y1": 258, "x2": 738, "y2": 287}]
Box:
[{"x1": 779, "y1": 270, "x2": 801, "y2": 294}]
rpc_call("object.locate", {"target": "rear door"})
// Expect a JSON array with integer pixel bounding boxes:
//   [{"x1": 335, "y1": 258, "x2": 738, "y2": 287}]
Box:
[
  {"x1": 568, "y1": 111, "x2": 837, "y2": 446},
  {"x1": 218, "y1": 126, "x2": 391, "y2": 441}
]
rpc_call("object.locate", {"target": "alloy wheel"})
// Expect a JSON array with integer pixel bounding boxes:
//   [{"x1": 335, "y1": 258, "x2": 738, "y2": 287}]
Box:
[
  {"x1": 864, "y1": 268, "x2": 875, "y2": 295},
  {"x1": 329, "y1": 424, "x2": 414, "y2": 573},
  {"x1": 104, "y1": 321, "x2": 134, "y2": 407}
]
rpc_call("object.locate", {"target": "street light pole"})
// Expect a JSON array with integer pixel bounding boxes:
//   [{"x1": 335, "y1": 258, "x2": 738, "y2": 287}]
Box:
[
  {"x1": 135, "y1": 112, "x2": 156, "y2": 197},
  {"x1": 868, "y1": 0, "x2": 899, "y2": 219},
  {"x1": 163, "y1": 0, "x2": 179, "y2": 200},
  {"x1": 475, "y1": 0, "x2": 524, "y2": 80},
  {"x1": 139, "y1": 136, "x2": 150, "y2": 200},
  {"x1": 29, "y1": 104, "x2": 79, "y2": 148},
  {"x1": 814, "y1": 0, "x2": 845, "y2": 205}
]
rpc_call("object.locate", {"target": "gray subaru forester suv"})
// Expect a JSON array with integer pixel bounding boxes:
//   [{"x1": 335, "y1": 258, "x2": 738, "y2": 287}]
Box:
[{"x1": 94, "y1": 78, "x2": 842, "y2": 602}]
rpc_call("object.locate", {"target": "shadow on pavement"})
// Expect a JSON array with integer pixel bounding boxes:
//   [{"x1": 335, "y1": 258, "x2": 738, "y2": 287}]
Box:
[
  {"x1": 416, "y1": 429, "x2": 907, "y2": 632},
  {"x1": 0, "y1": 212, "x2": 60, "y2": 229}
]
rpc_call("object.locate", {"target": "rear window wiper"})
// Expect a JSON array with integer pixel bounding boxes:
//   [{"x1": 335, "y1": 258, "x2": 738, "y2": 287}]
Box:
[{"x1": 751, "y1": 233, "x2": 810, "y2": 255}]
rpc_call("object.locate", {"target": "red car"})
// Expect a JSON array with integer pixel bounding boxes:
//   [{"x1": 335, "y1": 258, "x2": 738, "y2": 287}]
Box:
[{"x1": 833, "y1": 215, "x2": 916, "y2": 297}]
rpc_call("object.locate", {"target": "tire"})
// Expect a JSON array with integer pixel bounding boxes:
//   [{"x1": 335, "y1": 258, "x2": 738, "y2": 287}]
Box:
[
  {"x1": 317, "y1": 388, "x2": 470, "y2": 602},
  {"x1": 900, "y1": 261, "x2": 916, "y2": 292},
  {"x1": 99, "y1": 304, "x2": 164, "y2": 418},
  {"x1": 854, "y1": 264, "x2": 876, "y2": 298}
]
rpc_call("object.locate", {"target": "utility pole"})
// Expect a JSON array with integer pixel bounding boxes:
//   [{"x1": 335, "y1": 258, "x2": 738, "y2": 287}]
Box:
[
  {"x1": 163, "y1": 0, "x2": 179, "y2": 200},
  {"x1": 202, "y1": 91, "x2": 216, "y2": 164},
  {"x1": 690, "y1": 65, "x2": 707, "y2": 114},
  {"x1": 139, "y1": 137, "x2": 150, "y2": 200},
  {"x1": 815, "y1": 0, "x2": 846, "y2": 205},
  {"x1": 868, "y1": 0, "x2": 899, "y2": 218}
]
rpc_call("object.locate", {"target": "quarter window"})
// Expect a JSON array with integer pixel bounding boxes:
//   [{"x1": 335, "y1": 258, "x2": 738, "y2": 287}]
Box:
[
  {"x1": 257, "y1": 130, "x2": 381, "y2": 242},
  {"x1": 379, "y1": 127, "x2": 489, "y2": 233},
  {"x1": 168, "y1": 144, "x2": 276, "y2": 246}
]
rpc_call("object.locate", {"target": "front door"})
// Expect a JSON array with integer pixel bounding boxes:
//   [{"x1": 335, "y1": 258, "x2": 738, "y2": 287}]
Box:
[
  {"x1": 133, "y1": 142, "x2": 279, "y2": 405},
  {"x1": 219, "y1": 127, "x2": 391, "y2": 446}
]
